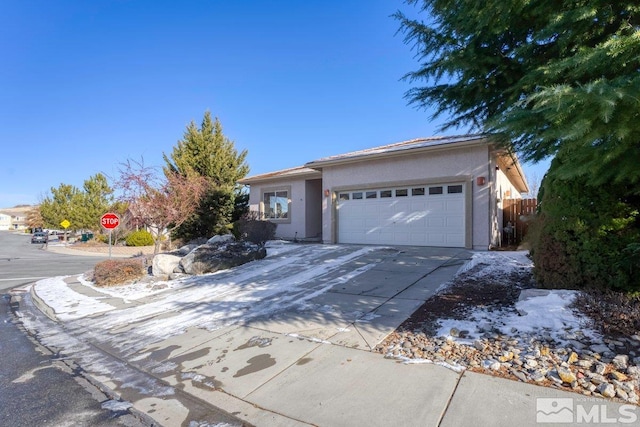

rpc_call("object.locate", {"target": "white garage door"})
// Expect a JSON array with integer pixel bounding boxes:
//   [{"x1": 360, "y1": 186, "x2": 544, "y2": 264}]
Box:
[{"x1": 337, "y1": 183, "x2": 466, "y2": 247}]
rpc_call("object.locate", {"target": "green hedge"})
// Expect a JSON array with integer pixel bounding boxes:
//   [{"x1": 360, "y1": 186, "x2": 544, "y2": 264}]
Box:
[
  {"x1": 125, "y1": 229, "x2": 154, "y2": 247},
  {"x1": 529, "y1": 157, "x2": 640, "y2": 292}
]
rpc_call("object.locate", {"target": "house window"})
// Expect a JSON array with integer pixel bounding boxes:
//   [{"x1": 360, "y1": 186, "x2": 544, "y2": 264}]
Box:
[
  {"x1": 263, "y1": 190, "x2": 290, "y2": 219},
  {"x1": 366, "y1": 191, "x2": 377, "y2": 199},
  {"x1": 448, "y1": 185, "x2": 463, "y2": 194},
  {"x1": 429, "y1": 186, "x2": 443, "y2": 195},
  {"x1": 352, "y1": 192, "x2": 363, "y2": 200},
  {"x1": 380, "y1": 190, "x2": 392, "y2": 198},
  {"x1": 339, "y1": 193, "x2": 350, "y2": 201},
  {"x1": 395, "y1": 189, "x2": 408, "y2": 197},
  {"x1": 412, "y1": 187, "x2": 425, "y2": 196}
]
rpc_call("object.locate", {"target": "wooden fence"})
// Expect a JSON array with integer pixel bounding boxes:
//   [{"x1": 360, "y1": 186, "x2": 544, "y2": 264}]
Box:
[{"x1": 502, "y1": 198, "x2": 537, "y2": 246}]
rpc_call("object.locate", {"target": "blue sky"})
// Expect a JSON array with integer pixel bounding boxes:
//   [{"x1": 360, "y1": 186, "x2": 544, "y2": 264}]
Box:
[{"x1": 0, "y1": 1, "x2": 549, "y2": 208}]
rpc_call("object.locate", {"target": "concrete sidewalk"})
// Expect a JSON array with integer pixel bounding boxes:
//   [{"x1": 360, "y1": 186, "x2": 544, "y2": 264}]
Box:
[{"x1": 21, "y1": 244, "x2": 633, "y2": 426}]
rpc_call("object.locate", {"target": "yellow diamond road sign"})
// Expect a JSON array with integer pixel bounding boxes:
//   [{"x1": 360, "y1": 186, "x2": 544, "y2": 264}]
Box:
[{"x1": 60, "y1": 219, "x2": 70, "y2": 229}]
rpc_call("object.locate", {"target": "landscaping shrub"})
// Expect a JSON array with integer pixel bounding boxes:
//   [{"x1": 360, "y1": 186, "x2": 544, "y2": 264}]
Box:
[
  {"x1": 234, "y1": 211, "x2": 276, "y2": 246},
  {"x1": 529, "y1": 156, "x2": 640, "y2": 292},
  {"x1": 93, "y1": 258, "x2": 146, "y2": 287},
  {"x1": 125, "y1": 229, "x2": 154, "y2": 247}
]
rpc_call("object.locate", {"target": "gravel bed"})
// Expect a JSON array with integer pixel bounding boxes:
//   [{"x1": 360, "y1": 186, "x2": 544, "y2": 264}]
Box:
[{"x1": 374, "y1": 253, "x2": 640, "y2": 405}]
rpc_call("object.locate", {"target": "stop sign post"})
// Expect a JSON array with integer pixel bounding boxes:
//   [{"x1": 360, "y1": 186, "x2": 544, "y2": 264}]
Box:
[{"x1": 101, "y1": 213, "x2": 120, "y2": 258}]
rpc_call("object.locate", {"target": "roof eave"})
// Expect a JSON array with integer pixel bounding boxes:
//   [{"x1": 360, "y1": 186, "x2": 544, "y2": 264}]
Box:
[
  {"x1": 305, "y1": 136, "x2": 490, "y2": 170},
  {"x1": 238, "y1": 169, "x2": 322, "y2": 185}
]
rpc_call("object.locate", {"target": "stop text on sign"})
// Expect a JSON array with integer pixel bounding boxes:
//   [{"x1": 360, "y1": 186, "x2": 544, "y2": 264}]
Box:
[{"x1": 100, "y1": 213, "x2": 120, "y2": 229}]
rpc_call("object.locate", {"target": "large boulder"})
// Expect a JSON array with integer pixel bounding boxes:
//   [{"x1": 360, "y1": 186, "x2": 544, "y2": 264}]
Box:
[
  {"x1": 152, "y1": 253, "x2": 182, "y2": 277},
  {"x1": 207, "y1": 234, "x2": 235, "y2": 245},
  {"x1": 179, "y1": 241, "x2": 266, "y2": 275}
]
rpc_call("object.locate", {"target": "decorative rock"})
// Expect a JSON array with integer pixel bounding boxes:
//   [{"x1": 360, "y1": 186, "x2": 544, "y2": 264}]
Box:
[
  {"x1": 596, "y1": 382, "x2": 616, "y2": 398},
  {"x1": 594, "y1": 362, "x2": 607, "y2": 375},
  {"x1": 152, "y1": 254, "x2": 182, "y2": 277},
  {"x1": 546, "y1": 370, "x2": 563, "y2": 385},
  {"x1": 589, "y1": 373, "x2": 607, "y2": 385},
  {"x1": 175, "y1": 244, "x2": 198, "y2": 256},
  {"x1": 207, "y1": 234, "x2": 235, "y2": 245},
  {"x1": 609, "y1": 371, "x2": 628, "y2": 382},
  {"x1": 576, "y1": 359, "x2": 593, "y2": 369},
  {"x1": 498, "y1": 351, "x2": 514, "y2": 362},
  {"x1": 473, "y1": 340, "x2": 485, "y2": 351},
  {"x1": 512, "y1": 370, "x2": 527, "y2": 382},
  {"x1": 525, "y1": 359, "x2": 538, "y2": 369},
  {"x1": 616, "y1": 387, "x2": 629, "y2": 401},
  {"x1": 557, "y1": 366, "x2": 577, "y2": 384},
  {"x1": 567, "y1": 352, "x2": 579, "y2": 364},
  {"x1": 626, "y1": 366, "x2": 640, "y2": 377},
  {"x1": 530, "y1": 370, "x2": 546, "y2": 382},
  {"x1": 179, "y1": 241, "x2": 266, "y2": 275},
  {"x1": 449, "y1": 328, "x2": 460, "y2": 337},
  {"x1": 613, "y1": 354, "x2": 629, "y2": 370},
  {"x1": 590, "y1": 344, "x2": 610, "y2": 354}
]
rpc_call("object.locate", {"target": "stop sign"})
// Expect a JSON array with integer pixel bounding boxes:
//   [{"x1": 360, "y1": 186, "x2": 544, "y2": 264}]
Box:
[{"x1": 100, "y1": 212, "x2": 120, "y2": 229}]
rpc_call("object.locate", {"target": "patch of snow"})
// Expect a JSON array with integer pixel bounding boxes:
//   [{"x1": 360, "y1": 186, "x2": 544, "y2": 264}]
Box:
[
  {"x1": 286, "y1": 333, "x2": 332, "y2": 345},
  {"x1": 434, "y1": 251, "x2": 600, "y2": 348},
  {"x1": 182, "y1": 372, "x2": 207, "y2": 382},
  {"x1": 101, "y1": 400, "x2": 133, "y2": 411},
  {"x1": 389, "y1": 354, "x2": 466, "y2": 373},
  {"x1": 34, "y1": 277, "x2": 116, "y2": 320}
]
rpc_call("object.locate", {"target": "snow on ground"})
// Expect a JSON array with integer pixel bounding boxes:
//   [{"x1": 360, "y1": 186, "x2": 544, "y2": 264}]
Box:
[
  {"x1": 33, "y1": 244, "x2": 382, "y2": 353},
  {"x1": 435, "y1": 251, "x2": 600, "y2": 347},
  {"x1": 35, "y1": 276, "x2": 116, "y2": 321}
]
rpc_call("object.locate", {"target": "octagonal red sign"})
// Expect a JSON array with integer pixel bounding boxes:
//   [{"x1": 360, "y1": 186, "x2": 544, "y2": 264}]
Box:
[{"x1": 100, "y1": 212, "x2": 120, "y2": 229}]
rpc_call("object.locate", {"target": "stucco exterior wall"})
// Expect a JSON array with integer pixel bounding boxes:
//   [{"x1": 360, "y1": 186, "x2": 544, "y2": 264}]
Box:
[
  {"x1": 320, "y1": 144, "x2": 493, "y2": 249},
  {"x1": 247, "y1": 178, "x2": 319, "y2": 240}
]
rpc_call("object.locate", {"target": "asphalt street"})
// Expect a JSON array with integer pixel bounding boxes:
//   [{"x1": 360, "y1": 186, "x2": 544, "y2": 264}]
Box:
[
  {"x1": 0, "y1": 232, "x2": 107, "y2": 291},
  {"x1": 0, "y1": 231, "x2": 149, "y2": 426},
  {"x1": 0, "y1": 294, "x2": 149, "y2": 426}
]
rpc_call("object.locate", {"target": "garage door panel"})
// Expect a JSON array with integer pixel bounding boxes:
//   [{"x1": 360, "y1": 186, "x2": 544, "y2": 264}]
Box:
[{"x1": 338, "y1": 183, "x2": 465, "y2": 247}]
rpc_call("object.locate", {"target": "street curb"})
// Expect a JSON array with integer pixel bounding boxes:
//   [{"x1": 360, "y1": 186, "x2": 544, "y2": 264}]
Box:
[{"x1": 29, "y1": 282, "x2": 59, "y2": 322}]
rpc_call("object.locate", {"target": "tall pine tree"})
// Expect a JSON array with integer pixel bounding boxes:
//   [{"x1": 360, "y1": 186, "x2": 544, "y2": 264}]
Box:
[
  {"x1": 163, "y1": 111, "x2": 249, "y2": 239},
  {"x1": 396, "y1": 0, "x2": 640, "y2": 186}
]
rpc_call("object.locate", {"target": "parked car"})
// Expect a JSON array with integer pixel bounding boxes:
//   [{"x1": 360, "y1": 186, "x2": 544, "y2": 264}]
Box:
[{"x1": 31, "y1": 232, "x2": 48, "y2": 244}]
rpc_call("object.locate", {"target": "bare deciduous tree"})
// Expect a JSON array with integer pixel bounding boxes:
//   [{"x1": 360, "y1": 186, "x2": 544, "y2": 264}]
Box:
[{"x1": 116, "y1": 159, "x2": 207, "y2": 255}]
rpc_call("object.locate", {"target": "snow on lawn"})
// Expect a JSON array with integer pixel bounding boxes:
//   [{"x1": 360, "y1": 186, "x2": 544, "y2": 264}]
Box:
[{"x1": 435, "y1": 251, "x2": 600, "y2": 346}]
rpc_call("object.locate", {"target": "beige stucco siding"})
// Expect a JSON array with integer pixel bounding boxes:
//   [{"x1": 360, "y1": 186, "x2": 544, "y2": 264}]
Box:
[
  {"x1": 320, "y1": 144, "x2": 493, "y2": 249},
  {"x1": 247, "y1": 178, "x2": 320, "y2": 240}
]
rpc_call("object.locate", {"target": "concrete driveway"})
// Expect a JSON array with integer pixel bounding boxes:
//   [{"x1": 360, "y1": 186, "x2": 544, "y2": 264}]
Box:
[{"x1": 25, "y1": 243, "x2": 475, "y2": 426}]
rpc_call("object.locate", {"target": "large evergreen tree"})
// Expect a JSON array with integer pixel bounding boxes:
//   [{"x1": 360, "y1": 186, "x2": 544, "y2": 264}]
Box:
[
  {"x1": 76, "y1": 173, "x2": 114, "y2": 230},
  {"x1": 397, "y1": 1, "x2": 640, "y2": 290},
  {"x1": 396, "y1": 0, "x2": 640, "y2": 185},
  {"x1": 39, "y1": 174, "x2": 114, "y2": 232},
  {"x1": 39, "y1": 183, "x2": 83, "y2": 230},
  {"x1": 163, "y1": 111, "x2": 249, "y2": 239}
]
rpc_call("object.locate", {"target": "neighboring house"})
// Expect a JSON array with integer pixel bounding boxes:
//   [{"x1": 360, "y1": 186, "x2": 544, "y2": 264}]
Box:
[
  {"x1": 0, "y1": 206, "x2": 31, "y2": 231},
  {"x1": 239, "y1": 134, "x2": 528, "y2": 250},
  {"x1": 0, "y1": 213, "x2": 11, "y2": 230}
]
